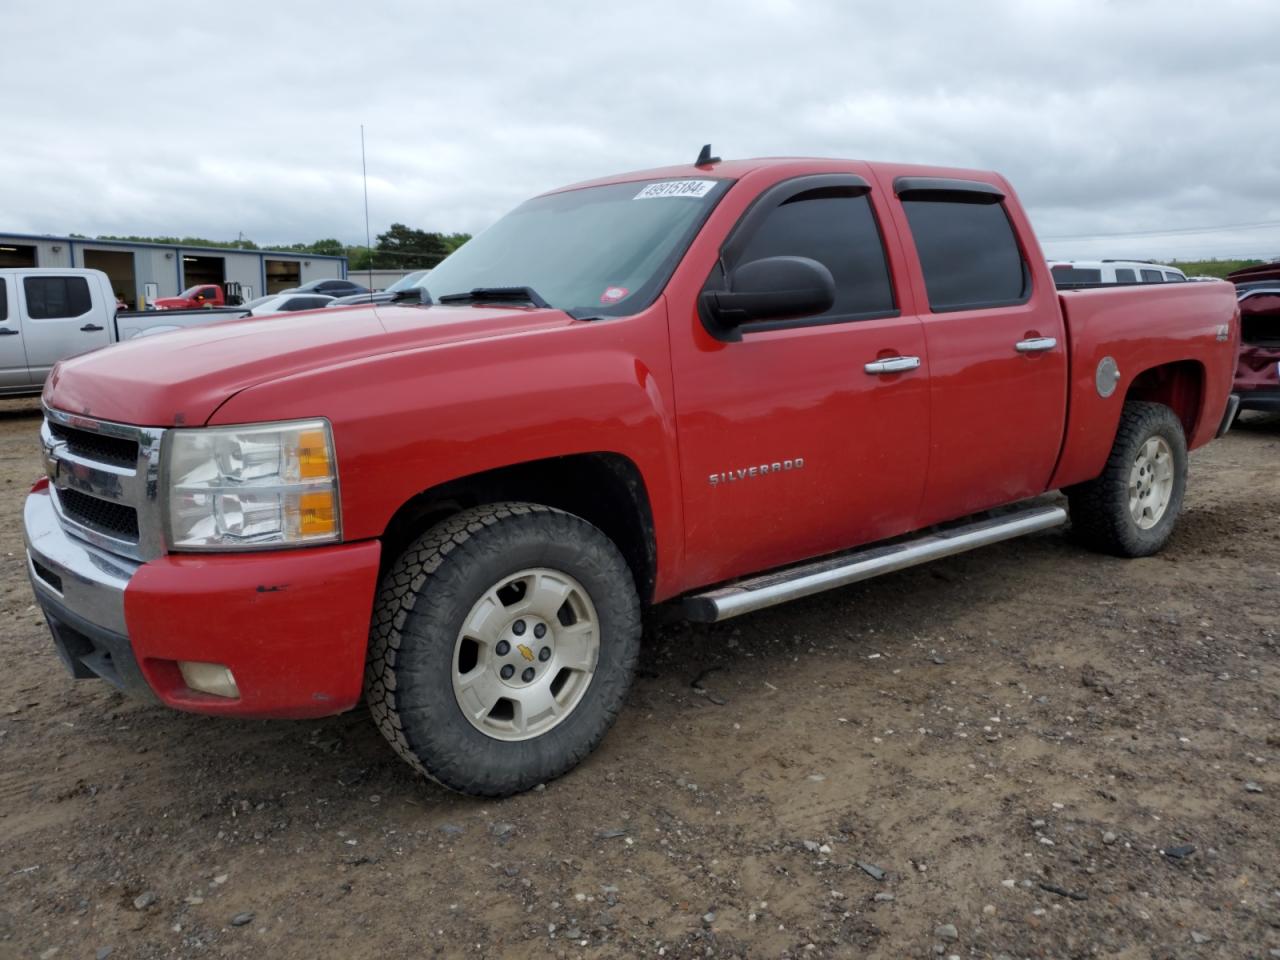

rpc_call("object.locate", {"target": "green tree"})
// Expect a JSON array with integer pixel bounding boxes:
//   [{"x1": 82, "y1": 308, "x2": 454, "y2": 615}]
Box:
[
  {"x1": 372, "y1": 223, "x2": 452, "y2": 269},
  {"x1": 442, "y1": 232, "x2": 472, "y2": 254},
  {"x1": 1169, "y1": 258, "x2": 1266, "y2": 279},
  {"x1": 348, "y1": 246, "x2": 374, "y2": 271}
]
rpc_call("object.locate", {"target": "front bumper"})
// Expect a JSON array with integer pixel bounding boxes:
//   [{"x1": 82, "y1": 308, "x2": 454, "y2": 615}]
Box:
[{"x1": 24, "y1": 485, "x2": 382, "y2": 719}]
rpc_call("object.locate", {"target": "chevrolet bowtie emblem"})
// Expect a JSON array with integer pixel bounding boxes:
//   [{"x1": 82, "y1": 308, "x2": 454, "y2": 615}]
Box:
[{"x1": 517, "y1": 644, "x2": 535, "y2": 662}]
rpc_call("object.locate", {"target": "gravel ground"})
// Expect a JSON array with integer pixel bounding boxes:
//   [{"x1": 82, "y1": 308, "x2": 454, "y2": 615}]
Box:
[{"x1": 1, "y1": 396, "x2": 1277, "y2": 960}]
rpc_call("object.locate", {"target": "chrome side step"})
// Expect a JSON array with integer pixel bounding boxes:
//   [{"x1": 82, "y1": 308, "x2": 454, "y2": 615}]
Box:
[{"x1": 681, "y1": 504, "x2": 1067, "y2": 623}]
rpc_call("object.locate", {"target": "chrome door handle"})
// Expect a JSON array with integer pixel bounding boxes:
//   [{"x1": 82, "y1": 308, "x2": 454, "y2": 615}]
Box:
[
  {"x1": 1015, "y1": 337, "x2": 1057, "y2": 353},
  {"x1": 864, "y1": 356, "x2": 921, "y2": 375}
]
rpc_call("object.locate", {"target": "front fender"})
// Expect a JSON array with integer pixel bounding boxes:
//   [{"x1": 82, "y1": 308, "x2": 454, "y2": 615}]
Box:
[{"x1": 207, "y1": 305, "x2": 687, "y2": 597}]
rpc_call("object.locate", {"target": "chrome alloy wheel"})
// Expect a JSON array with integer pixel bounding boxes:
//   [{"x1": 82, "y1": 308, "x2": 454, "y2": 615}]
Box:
[
  {"x1": 451, "y1": 568, "x2": 600, "y2": 741},
  {"x1": 1128, "y1": 436, "x2": 1174, "y2": 530}
]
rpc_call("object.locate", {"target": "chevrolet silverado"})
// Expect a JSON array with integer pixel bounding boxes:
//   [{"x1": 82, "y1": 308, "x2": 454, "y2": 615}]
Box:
[{"x1": 24, "y1": 154, "x2": 1241, "y2": 796}]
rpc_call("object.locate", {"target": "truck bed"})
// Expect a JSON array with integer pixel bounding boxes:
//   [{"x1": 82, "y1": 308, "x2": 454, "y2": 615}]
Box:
[{"x1": 1050, "y1": 280, "x2": 1239, "y2": 490}]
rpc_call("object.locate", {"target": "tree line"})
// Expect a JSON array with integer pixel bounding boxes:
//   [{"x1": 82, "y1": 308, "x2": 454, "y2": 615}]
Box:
[{"x1": 82, "y1": 225, "x2": 472, "y2": 270}]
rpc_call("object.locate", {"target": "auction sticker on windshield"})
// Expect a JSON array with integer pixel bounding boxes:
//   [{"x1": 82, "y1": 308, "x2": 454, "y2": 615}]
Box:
[{"x1": 634, "y1": 180, "x2": 717, "y2": 199}]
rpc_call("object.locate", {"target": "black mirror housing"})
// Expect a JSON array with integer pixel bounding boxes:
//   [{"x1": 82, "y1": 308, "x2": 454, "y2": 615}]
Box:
[{"x1": 702, "y1": 256, "x2": 835, "y2": 339}]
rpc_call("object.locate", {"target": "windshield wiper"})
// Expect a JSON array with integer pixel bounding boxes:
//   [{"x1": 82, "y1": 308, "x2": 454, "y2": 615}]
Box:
[{"x1": 437, "y1": 286, "x2": 551, "y2": 308}]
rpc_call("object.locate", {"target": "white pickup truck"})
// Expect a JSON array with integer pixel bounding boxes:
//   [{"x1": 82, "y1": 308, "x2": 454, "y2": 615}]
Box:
[{"x1": 0, "y1": 267, "x2": 247, "y2": 397}]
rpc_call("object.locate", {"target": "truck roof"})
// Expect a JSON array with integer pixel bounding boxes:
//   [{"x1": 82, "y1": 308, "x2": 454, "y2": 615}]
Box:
[
  {"x1": 0, "y1": 266, "x2": 108, "y2": 275},
  {"x1": 546, "y1": 156, "x2": 1008, "y2": 195}
]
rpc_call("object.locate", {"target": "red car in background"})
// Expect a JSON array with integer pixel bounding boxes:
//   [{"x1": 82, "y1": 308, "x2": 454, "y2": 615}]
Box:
[{"x1": 1229, "y1": 262, "x2": 1280, "y2": 417}]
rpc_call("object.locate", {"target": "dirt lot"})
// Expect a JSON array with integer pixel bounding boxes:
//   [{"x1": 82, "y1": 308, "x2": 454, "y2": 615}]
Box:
[{"x1": 0, "y1": 397, "x2": 1276, "y2": 960}]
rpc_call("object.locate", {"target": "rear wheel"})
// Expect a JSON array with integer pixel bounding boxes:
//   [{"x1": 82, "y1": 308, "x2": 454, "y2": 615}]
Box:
[
  {"x1": 1066, "y1": 401, "x2": 1188, "y2": 557},
  {"x1": 364, "y1": 502, "x2": 641, "y2": 797}
]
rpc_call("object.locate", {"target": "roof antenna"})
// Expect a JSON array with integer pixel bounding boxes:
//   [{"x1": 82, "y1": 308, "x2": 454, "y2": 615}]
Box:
[{"x1": 695, "y1": 143, "x2": 721, "y2": 167}]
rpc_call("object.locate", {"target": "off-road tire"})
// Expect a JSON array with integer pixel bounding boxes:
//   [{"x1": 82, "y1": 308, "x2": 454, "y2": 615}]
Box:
[
  {"x1": 1066, "y1": 401, "x2": 1188, "y2": 558},
  {"x1": 364, "y1": 502, "x2": 641, "y2": 797}
]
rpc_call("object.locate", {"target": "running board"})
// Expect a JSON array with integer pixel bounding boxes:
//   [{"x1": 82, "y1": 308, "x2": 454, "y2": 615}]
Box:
[{"x1": 681, "y1": 504, "x2": 1067, "y2": 623}]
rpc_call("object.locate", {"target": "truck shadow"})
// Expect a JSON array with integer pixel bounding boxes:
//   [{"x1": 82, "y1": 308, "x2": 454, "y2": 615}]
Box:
[
  {"x1": 1232, "y1": 411, "x2": 1280, "y2": 433},
  {"x1": 104, "y1": 529, "x2": 1083, "y2": 808},
  {"x1": 0, "y1": 399, "x2": 42, "y2": 421},
  {"x1": 71, "y1": 487, "x2": 1264, "y2": 814}
]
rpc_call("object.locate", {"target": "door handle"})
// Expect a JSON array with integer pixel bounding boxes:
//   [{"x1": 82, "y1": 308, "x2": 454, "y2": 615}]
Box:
[
  {"x1": 864, "y1": 355, "x2": 921, "y2": 375},
  {"x1": 0, "y1": 327, "x2": 18, "y2": 336},
  {"x1": 80, "y1": 323, "x2": 104, "y2": 332},
  {"x1": 1015, "y1": 336, "x2": 1057, "y2": 353}
]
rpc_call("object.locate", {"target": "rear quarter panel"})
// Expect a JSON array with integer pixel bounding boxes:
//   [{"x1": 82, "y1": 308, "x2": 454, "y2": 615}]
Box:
[{"x1": 1050, "y1": 282, "x2": 1239, "y2": 489}]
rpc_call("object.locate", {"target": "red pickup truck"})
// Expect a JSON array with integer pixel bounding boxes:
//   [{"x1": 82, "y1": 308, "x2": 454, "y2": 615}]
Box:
[
  {"x1": 25, "y1": 155, "x2": 1240, "y2": 796},
  {"x1": 152, "y1": 284, "x2": 232, "y2": 310}
]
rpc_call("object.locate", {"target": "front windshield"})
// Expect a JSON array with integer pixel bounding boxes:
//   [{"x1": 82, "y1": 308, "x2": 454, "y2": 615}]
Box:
[
  {"x1": 387, "y1": 270, "x2": 430, "y2": 293},
  {"x1": 422, "y1": 177, "x2": 731, "y2": 316},
  {"x1": 243, "y1": 295, "x2": 273, "y2": 309},
  {"x1": 179, "y1": 285, "x2": 211, "y2": 298}
]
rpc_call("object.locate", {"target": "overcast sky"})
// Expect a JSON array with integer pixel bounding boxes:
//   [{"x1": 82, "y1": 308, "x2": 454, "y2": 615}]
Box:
[{"x1": 4, "y1": 0, "x2": 1278, "y2": 261}]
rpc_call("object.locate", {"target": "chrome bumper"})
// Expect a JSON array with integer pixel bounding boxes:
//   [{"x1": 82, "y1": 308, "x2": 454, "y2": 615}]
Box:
[{"x1": 24, "y1": 486, "x2": 139, "y2": 637}]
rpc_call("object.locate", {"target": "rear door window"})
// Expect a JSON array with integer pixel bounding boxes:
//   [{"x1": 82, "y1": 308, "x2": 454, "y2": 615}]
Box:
[
  {"x1": 1140, "y1": 269, "x2": 1164, "y2": 282},
  {"x1": 23, "y1": 276, "x2": 92, "y2": 319},
  {"x1": 901, "y1": 198, "x2": 1029, "y2": 311},
  {"x1": 1051, "y1": 266, "x2": 1101, "y2": 285},
  {"x1": 1114, "y1": 268, "x2": 1136, "y2": 282}
]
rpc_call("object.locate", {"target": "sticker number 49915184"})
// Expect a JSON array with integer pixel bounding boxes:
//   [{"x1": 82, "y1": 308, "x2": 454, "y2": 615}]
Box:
[{"x1": 634, "y1": 180, "x2": 717, "y2": 200}]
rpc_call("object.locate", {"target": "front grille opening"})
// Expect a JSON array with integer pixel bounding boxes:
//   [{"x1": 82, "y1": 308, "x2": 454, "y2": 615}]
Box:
[
  {"x1": 48, "y1": 422, "x2": 138, "y2": 468},
  {"x1": 57, "y1": 488, "x2": 140, "y2": 541},
  {"x1": 31, "y1": 558, "x2": 63, "y2": 592}
]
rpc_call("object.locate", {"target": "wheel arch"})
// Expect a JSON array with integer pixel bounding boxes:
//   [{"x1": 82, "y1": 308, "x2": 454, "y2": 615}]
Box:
[
  {"x1": 378, "y1": 452, "x2": 659, "y2": 604},
  {"x1": 1123, "y1": 359, "x2": 1206, "y2": 440}
]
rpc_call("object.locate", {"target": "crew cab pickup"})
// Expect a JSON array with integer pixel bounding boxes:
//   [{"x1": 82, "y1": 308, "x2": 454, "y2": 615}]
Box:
[
  {"x1": 23, "y1": 156, "x2": 1241, "y2": 797},
  {"x1": 0, "y1": 267, "x2": 244, "y2": 397}
]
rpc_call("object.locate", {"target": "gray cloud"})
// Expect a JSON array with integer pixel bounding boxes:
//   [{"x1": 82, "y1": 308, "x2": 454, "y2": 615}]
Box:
[{"x1": 5, "y1": 0, "x2": 1278, "y2": 261}]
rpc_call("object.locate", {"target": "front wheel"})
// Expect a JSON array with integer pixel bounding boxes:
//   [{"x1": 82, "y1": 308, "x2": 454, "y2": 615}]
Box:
[
  {"x1": 364, "y1": 502, "x2": 641, "y2": 797},
  {"x1": 1066, "y1": 401, "x2": 1188, "y2": 557}
]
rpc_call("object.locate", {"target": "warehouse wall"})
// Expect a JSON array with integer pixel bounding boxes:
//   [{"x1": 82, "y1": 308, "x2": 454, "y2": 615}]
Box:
[
  {"x1": 0, "y1": 236, "x2": 70, "y2": 267},
  {"x1": 0, "y1": 234, "x2": 346, "y2": 302},
  {"x1": 299, "y1": 259, "x2": 344, "y2": 283}
]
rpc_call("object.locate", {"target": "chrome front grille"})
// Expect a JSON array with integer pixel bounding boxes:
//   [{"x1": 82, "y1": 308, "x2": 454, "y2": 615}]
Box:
[
  {"x1": 47, "y1": 421, "x2": 139, "y2": 468},
  {"x1": 41, "y1": 407, "x2": 166, "y2": 562},
  {"x1": 56, "y1": 488, "x2": 140, "y2": 539}
]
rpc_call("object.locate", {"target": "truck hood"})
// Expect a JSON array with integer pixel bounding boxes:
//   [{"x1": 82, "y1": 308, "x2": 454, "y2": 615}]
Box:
[
  {"x1": 151, "y1": 297, "x2": 194, "y2": 308},
  {"x1": 45, "y1": 304, "x2": 577, "y2": 426}
]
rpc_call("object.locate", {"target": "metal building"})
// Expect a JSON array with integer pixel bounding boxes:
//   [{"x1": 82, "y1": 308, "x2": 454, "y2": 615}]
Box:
[{"x1": 0, "y1": 233, "x2": 348, "y2": 310}]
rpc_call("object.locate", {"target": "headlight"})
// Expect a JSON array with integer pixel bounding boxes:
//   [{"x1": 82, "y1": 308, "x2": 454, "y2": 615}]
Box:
[{"x1": 165, "y1": 419, "x2": 340, "y2": 551}]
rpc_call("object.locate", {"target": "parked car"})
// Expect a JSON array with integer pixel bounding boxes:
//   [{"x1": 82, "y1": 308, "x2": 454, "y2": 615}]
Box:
[
  {"x1": 279, "y1": 278, "x2": 370, "y2": 298},
  {"x1": 243, "y1": 293, "x2": 335, "y2": 315},
  {"x1": 1049, "y1": 260, "x2": 1187, "y2": 286},
  {"x1": 24, "y1": 155, "x2": 1240, "y2": 797},
  {"x1": 1228, "y1": 261, "x2": 1280, "y2": 417},
  {"x1": 327, "y1": 270, "x2": 432, "y2": 307},
  {"x1": 151, "y1": 282, "x2": 245, "y2": 310},
  {"x1": 0, "y1": 267, "x2": 245, "y2": 396}
]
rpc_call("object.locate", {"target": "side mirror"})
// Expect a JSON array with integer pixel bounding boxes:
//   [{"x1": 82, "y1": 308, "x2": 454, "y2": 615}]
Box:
[{"x1": 701, "y1": 256, "x2": 835, "y2": 339}]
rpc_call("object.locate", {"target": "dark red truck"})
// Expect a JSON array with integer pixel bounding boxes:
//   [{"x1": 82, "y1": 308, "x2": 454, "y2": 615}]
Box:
[
  {"x1": 1228, "y1": 261, "x2": 1280, "y2": 417},
  {"x1": 25, "y1": 155, "x2": 1240, "y2": 796}
]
